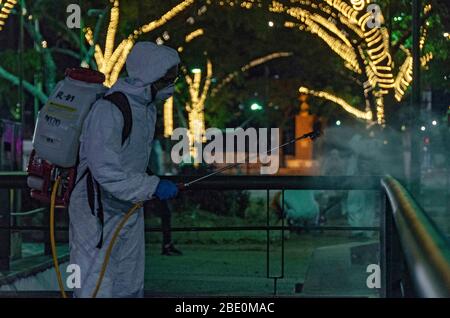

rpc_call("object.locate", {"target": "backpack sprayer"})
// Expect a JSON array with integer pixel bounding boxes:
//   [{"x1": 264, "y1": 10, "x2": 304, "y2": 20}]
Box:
[
  {"x1": 27, "y1": 68, "x2": 107, "y2": 207},
  {"x1": 27, "y1": 67, "x2": 320, "y2": 298}
]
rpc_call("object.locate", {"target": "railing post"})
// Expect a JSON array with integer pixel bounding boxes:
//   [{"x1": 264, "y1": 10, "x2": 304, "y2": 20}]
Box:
[
  {"x1": 43, "y1": 207, "x2": 51, "y2": 255},
  {"x1": 280, "y1": 190, "x2": 285, "y2": 280},
  {"x1": 266, "y1": 189, "x2": 285, "y2": 295},
  {"x1": 266, "y1": 189, "x2": 270, "y2": 281},
  {"x1": 0, "y1": 190, "x2": 11, "y2": 271}
]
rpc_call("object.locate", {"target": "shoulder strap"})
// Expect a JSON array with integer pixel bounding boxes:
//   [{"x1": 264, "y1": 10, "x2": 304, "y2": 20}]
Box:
[{"x1": 103, "y1": 92, "x2": 132, "y2": 145}]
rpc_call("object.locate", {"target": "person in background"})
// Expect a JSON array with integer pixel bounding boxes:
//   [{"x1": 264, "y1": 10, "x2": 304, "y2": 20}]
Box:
[
  {"x1": 344, "y1": 131, "x2": 381, "y2": 239},
  {"x1": 145, "y1": 140, "x2": 182, "y2": 256},
  {"x1": 273, "y1": 190, "x2": 320, "y2": 232},
  {"x1": 316, "y1": 149, "x2": 346, "y2": 225}
]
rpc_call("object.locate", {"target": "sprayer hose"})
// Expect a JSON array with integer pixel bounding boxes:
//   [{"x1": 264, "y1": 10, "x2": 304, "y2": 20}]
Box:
[
  {"x1": 50, "y1": 177, "x2": 67, "y2": 298},
  {"x1": 91, "y1": 201, "x2": 144, "y2": 298}
]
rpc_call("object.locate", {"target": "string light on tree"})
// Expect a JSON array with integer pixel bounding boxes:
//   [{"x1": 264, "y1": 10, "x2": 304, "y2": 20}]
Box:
[
  {"x1": 374, "y1": 93, "x2": 385, "y2": 125},
  {"x1": 185, "y1": 28, "x2": 204, "y2": 43},
  {"x1": 301, "y1": 0, "x2": 394, "y2": 96},
  {"x1": 299, "y1": 86, "x2": 373, "y2": 121},
  {"x1": 214, "y1": 0, "x2": 264, "y2": 10},
  {"x1": 283, "y1": 7, "x2": 361, "y2": 73},
  {"x1": 185, "y1": 60, "x2": 213, "y2": 157},
  {"x1": 178, "y1": 29, "x2": 206, "y2": 53},
  {"x1": 0, "y1": 0, "x2": 17, "y2": 31},
  {"x1": 164, "y1": 97, "x2": 174, "y2": 137},
  {"x1": 140, "y1": 0, "x2": 194, "y2": 33},
  {"x1": 394, "y1": 46, "x2": 413, "y2": 102},
  {"x1": 421, "y1": 52, "x2": 433, "y2": 68},
  {"x1": 212, "y1": 52, "x2": 293, "y2": 96},
  {"x1": 84, "y1": 0, "x2": 195, "y2": 87},
  {"x1": 350, "y1": 0, "x2": 365, "y2": 11}
]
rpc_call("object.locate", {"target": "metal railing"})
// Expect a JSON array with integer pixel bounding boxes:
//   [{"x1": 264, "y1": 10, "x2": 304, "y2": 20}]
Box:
[
  {"x1": 381, "y1": 176, "x2": 450, "y2": 297},
  {"x1": 0, "y1": 172, "x2": 449, "y2": 297}
]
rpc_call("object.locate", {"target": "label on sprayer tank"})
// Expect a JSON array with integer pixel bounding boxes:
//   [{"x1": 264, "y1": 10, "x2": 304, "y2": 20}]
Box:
[{"x1": 32, "y1": 77, "x2": 106, "y2": 167}]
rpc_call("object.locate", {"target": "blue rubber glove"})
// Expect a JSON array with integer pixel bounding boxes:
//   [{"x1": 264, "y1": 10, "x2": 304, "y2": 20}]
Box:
[{"x1": 154, "y1": 180, "x2": 178, "y2": 200}]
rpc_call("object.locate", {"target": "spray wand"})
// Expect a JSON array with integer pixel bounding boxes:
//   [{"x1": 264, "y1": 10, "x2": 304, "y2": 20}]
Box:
[{"x1": 180, "y1": 130, "x2": 321, "y2": 189}]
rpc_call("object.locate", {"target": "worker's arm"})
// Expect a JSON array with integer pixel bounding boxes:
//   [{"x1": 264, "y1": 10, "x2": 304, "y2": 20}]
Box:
[{"x1": 83, "y1": 100, "x2": 160, "y2": 204}]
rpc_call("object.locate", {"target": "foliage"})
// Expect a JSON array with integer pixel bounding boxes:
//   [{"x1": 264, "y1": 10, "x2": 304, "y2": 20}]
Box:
[
  {"x1": 0, "y1": 49, "x2": 41, "y2": 120},
  {"x1": 172, "y1": 164, "x2": 250, "y2": 217},
  {"x1": 0, "y1": 0, "x2": 448, "y2": 131}
]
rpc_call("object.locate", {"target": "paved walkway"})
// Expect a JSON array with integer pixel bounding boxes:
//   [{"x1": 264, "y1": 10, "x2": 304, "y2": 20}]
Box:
[
  {"x1": 145, "y1": 234, "x2": 375, "y2": 296},
  {"x1": 1, "y1": 233, "x2": 377, "y2": 297}
]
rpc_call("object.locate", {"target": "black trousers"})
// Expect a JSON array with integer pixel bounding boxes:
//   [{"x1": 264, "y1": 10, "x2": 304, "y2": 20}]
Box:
[{"x1": 144, "y1": 199, "x2": 172, "y2": 246}]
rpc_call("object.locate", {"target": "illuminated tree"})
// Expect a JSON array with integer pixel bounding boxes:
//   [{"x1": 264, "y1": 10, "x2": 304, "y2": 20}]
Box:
[
  {"x1": 184, "y1": 59, "x2": 213, "y2": 156},
  {"x1": 164, "y1": 50, "x2": 294, "y2": 142},
  {"x1": 267, "y1": 0, "x2": 434, "y2": 124},
  {"x1": 84, "y1": 0, "x2": 195, "y2": 87},
  {"x1": 0, "y1": 0, "x2": 442, "y2": 128},
  {"x1": 0, "y1": 0, "x2": 54, "y2": 112},
  {"x1": 208, "y1": 0, "x2": 434, "y2": 125},
  {"x1": 0, "y1": 0, "x2": 196, "y2": 113}
]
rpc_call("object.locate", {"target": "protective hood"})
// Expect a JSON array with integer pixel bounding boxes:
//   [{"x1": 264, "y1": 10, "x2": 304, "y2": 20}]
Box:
[
  {"x1": 108, "y1": 42, "x2": 180, "y2": 105},
  {"x1": 127, "y1": 42, "x2": 180, "y2": 85}
]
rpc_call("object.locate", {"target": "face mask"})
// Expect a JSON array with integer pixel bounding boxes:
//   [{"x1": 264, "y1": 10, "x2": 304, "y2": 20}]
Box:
[{"x1": 153, "y1": 83, "x2": 175, "y2": 101}]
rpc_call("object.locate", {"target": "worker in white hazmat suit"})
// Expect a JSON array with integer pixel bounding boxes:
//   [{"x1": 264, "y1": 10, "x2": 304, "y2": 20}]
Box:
[
  {"x1": 69, "y1": 42, "x2": 180, "y2": 297},
  {"x1": 345, "y1": 132, "x2": 381, "y2": 239}
]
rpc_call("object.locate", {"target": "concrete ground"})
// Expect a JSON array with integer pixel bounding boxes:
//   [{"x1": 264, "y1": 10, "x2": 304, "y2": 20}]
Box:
[
  {"x1": 144, "y1": 233, "x2": 377, "y2": 297},
  {"x1": 1, "y1": 232, "x2": 378, "y2": 297}
]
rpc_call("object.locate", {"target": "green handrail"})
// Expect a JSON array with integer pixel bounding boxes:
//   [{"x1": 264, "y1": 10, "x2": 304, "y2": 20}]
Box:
[{"x1": 382, "y1": 176, "x2": 450, "y2": 298}]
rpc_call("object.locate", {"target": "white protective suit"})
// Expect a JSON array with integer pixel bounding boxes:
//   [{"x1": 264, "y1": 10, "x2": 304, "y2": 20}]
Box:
[
  {"x1": 69, "y1": 42, "x2": 180, "y2": 298},
  {"x1": 279, "y1": 190, "x2": 319, "y2": 225},
  {"x1": 345, "y1": 134, "x2": 380, "y2": 238}
]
